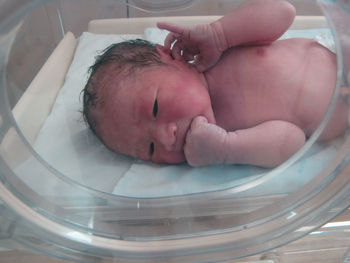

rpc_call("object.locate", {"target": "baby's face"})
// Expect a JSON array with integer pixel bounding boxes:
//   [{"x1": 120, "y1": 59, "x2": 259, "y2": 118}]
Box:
[{"x1": 98, "y1": 59, "x2": 215, "y2": 164}]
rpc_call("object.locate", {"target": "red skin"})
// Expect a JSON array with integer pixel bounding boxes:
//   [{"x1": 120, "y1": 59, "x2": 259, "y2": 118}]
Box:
[{"x1": 98, "y1": 0, "x2": 348, "y2": 167}]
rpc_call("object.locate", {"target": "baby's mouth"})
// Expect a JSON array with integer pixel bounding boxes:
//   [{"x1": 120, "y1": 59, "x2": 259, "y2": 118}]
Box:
[
  {"x1": 175, "y1": 131, "x2": 185, "y2": 152},
  {"x1": 178, "y1": 119, "x2": 193, "y2": 152}
]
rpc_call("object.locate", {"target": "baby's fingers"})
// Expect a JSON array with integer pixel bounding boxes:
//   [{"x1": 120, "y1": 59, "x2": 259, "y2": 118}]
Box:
[
  {"x1": 190, "y1": 116, "x2": 208, "y2": 130},
  {"x1": 182, "y1": 50, "x2": 195, "y2": 62},
  {"x1": 194, "y1": 53, "x2": 219, "y2": 72},
  {"x1": 172, "y1": 40, "x2": 184, "y2": 60},
  {"x1": 164, "y1": 33, "x2": 179, "y2": 50},
  {"x1": 193, "y1": 55, "x2": 207, "y2": 73},
  {"x1": 157, "y1": 22, "x2": 186, "y2": 35}
]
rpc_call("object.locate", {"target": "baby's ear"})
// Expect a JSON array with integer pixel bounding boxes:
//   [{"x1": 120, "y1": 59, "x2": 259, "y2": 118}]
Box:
[{"x1": 155, "y1": 44, "x2": 173, "y2": 62}]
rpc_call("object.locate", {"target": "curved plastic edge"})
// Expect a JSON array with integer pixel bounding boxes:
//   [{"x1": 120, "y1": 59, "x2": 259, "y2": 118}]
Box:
[
  {"x1": 1, "y1": 32, "x2": 77, "y2": 167},
  {"x1": 88, "y1": 15, "x2": 328, "y2": 35}
]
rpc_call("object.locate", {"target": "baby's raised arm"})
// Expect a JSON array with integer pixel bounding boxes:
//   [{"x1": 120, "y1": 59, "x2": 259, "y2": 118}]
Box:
[
  {"x1": 157, "y1": 0, "x2": 296, "y2": 72},
  {"x1": 214, "y1": 0, "x2": 296, "y2": 48}
]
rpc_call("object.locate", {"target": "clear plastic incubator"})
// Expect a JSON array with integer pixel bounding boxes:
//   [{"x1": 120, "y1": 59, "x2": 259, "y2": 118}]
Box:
[{"x1": 1, "y1": 0, "x2": 350, "y2": 262}]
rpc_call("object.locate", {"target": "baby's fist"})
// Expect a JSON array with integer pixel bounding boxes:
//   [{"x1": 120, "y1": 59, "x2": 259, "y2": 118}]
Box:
[{"x1": 184, "y1": 116, "x2": 228, "y2": 167}]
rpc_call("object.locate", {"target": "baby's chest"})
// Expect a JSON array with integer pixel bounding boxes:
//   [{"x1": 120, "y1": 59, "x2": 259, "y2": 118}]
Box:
[
  {"x1": 207, "y1": 46, "x2": 327, "y2": 130},
  {"x1": 210, "y1": 82, "x2": 298, "y2": 131}
]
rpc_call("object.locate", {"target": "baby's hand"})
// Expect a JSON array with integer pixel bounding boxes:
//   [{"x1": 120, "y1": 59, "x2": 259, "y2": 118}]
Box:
[
  {"x1": 157, "y1": 22, "x2": 226, "y2": 72},
  {"x1": 184, "y1": 116, "x2": 228, "y2": 167}
]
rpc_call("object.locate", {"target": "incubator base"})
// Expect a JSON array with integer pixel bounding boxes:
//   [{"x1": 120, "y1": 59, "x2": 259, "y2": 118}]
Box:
[{"x1": 1, "y1": 206, "x2": 350, "y2": 263}]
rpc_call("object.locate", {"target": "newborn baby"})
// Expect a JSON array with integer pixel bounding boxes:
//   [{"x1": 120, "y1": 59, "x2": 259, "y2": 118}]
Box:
[{"x1": 83, "y1": 0, "x2": 348, "y2": 168}]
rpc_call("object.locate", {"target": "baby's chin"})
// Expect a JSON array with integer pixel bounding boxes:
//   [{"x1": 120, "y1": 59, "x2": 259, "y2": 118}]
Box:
[{"x1": 153, "y1": 152, "x2": 186, "y2": 164}]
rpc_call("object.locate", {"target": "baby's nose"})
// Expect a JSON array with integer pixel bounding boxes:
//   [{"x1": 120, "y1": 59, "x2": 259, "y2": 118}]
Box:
[{"x1": 156, "y1": 122, "x2": 177, "y2": 151}]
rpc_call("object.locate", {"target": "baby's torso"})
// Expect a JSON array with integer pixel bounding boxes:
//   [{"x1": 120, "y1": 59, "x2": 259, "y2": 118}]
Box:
[{"x1": 205, "y1": 38, "x2": 337, "y2": 135}]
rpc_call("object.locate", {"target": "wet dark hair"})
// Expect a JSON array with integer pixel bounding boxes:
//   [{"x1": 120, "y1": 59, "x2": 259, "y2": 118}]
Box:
[{"x1": 82, "y1": 39, "x2": 164, "y2": 138}]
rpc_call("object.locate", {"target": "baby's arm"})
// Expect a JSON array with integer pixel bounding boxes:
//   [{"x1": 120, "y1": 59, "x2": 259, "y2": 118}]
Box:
[
  {"x1": 158, "y1": 0, "x2": 296, "y2": 72},
  {"x1": 185, "y1": 117, "x2": 305, "y2": 168},
  {"x1": 213, "y1": 0, "x2": 296, "y2": 48}
]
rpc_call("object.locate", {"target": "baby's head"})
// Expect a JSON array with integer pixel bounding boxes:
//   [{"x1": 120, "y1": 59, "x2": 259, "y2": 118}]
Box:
[{"x1": 83, "y1": 39, "x2": 215, "y2": 164}]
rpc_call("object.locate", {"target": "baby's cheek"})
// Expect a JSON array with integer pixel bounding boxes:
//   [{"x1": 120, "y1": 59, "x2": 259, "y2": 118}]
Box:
[{"x1": 154, "y1": 150, "x2": 186, "y2": 164}]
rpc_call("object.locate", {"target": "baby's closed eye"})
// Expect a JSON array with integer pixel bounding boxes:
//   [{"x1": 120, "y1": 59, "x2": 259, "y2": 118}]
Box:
[
  {"x1": 153, "y1": 99, "x2": 158, "y2": 117},
  {"x1": 149, "y1": 142, "x2": 155, "y2": 156},
  {"x1": 150, "y1": 98, "x2": 157, "y2": 157}
]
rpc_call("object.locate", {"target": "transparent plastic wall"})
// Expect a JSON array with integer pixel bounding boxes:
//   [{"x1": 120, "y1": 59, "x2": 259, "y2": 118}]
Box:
[{"x1": 0, "y1": 0, "x2": 350, "y2": 262}]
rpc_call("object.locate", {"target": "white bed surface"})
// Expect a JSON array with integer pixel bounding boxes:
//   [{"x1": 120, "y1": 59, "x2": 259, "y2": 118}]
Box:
[{"x1": 16, "y1": 27, "x2": 343, "y2": 198}]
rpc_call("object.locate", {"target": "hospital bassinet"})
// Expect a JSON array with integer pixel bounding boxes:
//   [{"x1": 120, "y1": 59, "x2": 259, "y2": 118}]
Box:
[{"x1": 1, "y1": 0, "x2": 350, "y2": 262}]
